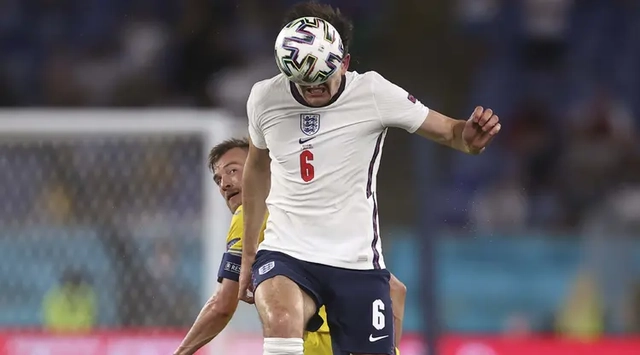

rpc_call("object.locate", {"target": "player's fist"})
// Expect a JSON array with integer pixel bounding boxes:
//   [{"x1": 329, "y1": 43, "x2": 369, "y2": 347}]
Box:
[
  {"x1": 462, "y1": 106, "x2": 501, "y2": 154},
  {"x1": 238, "y1": 256, "x2": 255, "y2": 304}
]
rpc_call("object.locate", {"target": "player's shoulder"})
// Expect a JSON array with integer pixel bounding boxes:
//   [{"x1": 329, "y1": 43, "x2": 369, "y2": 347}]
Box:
[
  {"x1": 344, "y1": 71, "x2": 388, "y2": 97},
  {"x1": 250, "y1": 74, "x2": 285, "y2": 95},
  {"x1": 249, "y1": 74, "x2": 289, "y2": 105},
  {"x1": 346, "y1": 70, "x2": 385, "y2": 85}
]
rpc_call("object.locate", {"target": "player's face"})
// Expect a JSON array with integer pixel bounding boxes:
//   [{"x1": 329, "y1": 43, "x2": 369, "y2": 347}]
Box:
[
  {"x1": 212, "y1": 147, "x2": 248, "y2": 213},
  {"x1": 296, "y1": 54, "x2": 350, "y2": 107}
]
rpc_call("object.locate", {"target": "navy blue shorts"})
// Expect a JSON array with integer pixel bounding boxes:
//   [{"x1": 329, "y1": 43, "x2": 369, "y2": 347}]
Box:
[{"x1": 252, "y1": 250, "x2": 395, "y2": 355}]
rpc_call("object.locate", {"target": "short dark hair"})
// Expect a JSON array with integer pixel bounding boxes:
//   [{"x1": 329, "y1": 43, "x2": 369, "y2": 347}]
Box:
[
  {"x1": 208, "y1": 138, "x2": 249, "y2": 172},
  {"x1": 283, "y1": 1, "x2": 353, "y2": 56}
]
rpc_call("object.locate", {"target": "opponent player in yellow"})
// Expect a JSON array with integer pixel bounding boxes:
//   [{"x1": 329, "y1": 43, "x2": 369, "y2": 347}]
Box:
[{"x1": 174, "y1": 138, "x2": 406, "y2": 355}]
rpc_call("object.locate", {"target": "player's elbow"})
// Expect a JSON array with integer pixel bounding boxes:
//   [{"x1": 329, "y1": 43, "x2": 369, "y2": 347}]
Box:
[
  {"x1": 204, "y1": 295, "x2": 237, "y2": 321},
  {"x1": 389, "y1": 275, "x2": 407, "y2": 301},
  {"x1": 210, "y1": 306, "x2": 235, "y2": 321}
]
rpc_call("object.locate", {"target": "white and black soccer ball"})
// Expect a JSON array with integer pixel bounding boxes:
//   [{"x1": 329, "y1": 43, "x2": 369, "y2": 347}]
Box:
[{"x1": 274, "y1": 17, "x2": 345, "y2": 85}]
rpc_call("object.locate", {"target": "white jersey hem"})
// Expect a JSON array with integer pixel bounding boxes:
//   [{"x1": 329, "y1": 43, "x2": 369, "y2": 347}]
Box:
[{"x1": 258, "y1": 245, "x2": 386, "y2": 271}]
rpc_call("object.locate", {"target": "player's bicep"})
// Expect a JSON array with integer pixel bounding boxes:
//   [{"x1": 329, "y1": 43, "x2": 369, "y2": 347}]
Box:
[
  {"x1": 415, "y1": 109, "x2": 458, "y2": 145},
  {"x1": 246, "y1": 137, "x2": 271, "y2": 172},
  {"x1": 248, "y1": 120, "x2": 267, "y2": 150}
]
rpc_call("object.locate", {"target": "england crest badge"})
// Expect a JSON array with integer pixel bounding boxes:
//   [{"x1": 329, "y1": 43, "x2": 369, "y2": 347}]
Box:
[{"x1": 300, "y1": 114, "x2": 320, "y2": 136}]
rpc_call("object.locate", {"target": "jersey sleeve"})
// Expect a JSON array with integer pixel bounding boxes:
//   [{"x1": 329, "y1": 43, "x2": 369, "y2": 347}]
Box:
[
  {"x1": 370, "y1": 71, "x2": 429, "y2": 133},
  {"x1": 217, "y1": 211, "x2": 244, "y2": 283},
  {"x1": 247, "y1": 83, "x2": 268, "y2": 149}
]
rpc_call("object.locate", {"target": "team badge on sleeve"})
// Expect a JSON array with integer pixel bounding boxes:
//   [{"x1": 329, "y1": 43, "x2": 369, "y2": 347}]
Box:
[
  {"x1": 300, "y1": 114, "x2": 321, "y2": 136},
  {"x1": 407, "y1": 94, "x2": 417, "y2": 104}
]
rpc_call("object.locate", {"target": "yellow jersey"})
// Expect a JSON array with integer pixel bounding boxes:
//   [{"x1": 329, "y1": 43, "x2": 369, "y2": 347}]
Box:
[{"x1": 219, "y1": 205, "x2": 330, "y2": 334}]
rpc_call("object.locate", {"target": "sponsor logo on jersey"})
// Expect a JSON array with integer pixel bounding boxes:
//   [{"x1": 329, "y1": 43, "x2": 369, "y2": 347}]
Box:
[
  {"x1": 300, "y1": 114, "x2": 320, "y2": 136},
  {"x1": 224, "y1": 261, "x2": 241, "y2": 275},
  {"x1": 298, "y1": 136, "x2": 316, "y2": 144},
  {"x1": 258, "y1": 261, "x2": 275, "y2": 275}
]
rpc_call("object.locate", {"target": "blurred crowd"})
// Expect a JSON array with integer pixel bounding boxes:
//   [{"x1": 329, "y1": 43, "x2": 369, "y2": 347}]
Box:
[
  {"x1": 2, "y1": 0, "x2": 638, "y2": 231},
  {"x1": 446, "y1": 0, "x2": 640, "y2": 337},
  {"x1": 441, "y1": 0, "x2": 640, "y2": 234},
  {"x1": 0, "y1": 0, "x2": 640, "y2": 337},
  {"x1": 0, "y1": 0, "x2": 381, "y2": 108}
]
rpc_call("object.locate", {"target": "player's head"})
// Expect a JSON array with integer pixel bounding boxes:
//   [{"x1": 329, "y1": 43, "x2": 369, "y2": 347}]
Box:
[
  {"x1": 283, "y1": 1, "x2": 353, "y2": 107},
  {"x1": 208, "y1": 138, "x2": 249, "y2": 213}
]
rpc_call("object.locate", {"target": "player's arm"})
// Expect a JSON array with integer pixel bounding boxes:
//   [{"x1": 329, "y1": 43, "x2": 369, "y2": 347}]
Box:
[
  {"x1": 237, "y1": 140, "x2": 270, "y2": 302},
  {"x1": 415, "y1": 108, "x2": 499, "y2": 155},
  {"x1": 415, "y1": 110, "x2": 471, "y2": 153},
  {"x1": 241, "y1": 139, "x2": 270, "y2": 251},
  {"x1": 173, "y1": 278, "x2": 240, "y2": 355},
  {"x1": 238, "y1": 88, "x2": 271, "y2": 302},
  {"x1": 242, "y1": 85, "x2": 271, "y2": 262},
  {"x1": 389, "y1": 273, "x2": 407, "y2": 353},
  {"x1": 371, "y1": 72, "x2": 499, "y2": 155}
]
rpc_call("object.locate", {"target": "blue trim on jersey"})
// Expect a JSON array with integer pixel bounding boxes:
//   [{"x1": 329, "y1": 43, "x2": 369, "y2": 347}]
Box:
[
  {"x1": 366, "y1": 130, "x2": 386, "y2": 197},
  {"x1": 226, "y1": 238, "x2": 240, "y2": 251},
  {"x1": 371, "y1": 192, "x2": 381, "y2": 269},
  {"x1": 367, "y1": 130, "x2": 386, "y2": 269}
]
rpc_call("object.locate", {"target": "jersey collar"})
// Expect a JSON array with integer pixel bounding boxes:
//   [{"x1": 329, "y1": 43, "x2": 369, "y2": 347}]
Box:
[{"x1": 289, "y1": 75, "x2": 347, "y2": 108}]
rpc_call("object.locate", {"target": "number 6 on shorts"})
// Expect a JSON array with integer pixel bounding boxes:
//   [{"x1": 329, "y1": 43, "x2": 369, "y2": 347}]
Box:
[{"x1": 372, "y1": 299, "x2": 385, "y2": 330}]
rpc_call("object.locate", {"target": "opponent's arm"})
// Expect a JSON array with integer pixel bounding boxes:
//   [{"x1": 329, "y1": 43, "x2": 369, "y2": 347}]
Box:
[
  {"x1": 415, "y1": 107, "x2": 500, "y2": 155},
  {"x1": 389, "y1": 273, "x2": 407, "y2": 353},
  {"x1": 174, "y1": 279, "x2": 240, "y2": 355}
]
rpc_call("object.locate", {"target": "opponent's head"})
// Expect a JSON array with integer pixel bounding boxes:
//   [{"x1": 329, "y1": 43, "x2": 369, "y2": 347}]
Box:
[
  {"x1": 209, "y1": 138, "x2": 249, "y2": 213},
  {"x1": 276, "y1": 1, "x2": 353, "y2": 106}
]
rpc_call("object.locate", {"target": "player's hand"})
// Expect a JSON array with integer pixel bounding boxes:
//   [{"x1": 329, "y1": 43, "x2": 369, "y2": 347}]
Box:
[
  {"x1": 462, "y1": 106, "x2": 501, "y2": 154},
  {"x1": 238, "y1": 255, "x2": 256, "y2": 304}
]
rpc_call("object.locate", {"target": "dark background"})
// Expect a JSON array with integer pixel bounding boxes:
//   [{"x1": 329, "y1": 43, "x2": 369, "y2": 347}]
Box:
[{"x1": 1, "y1": 0, "x2": 639, "y2": 343}]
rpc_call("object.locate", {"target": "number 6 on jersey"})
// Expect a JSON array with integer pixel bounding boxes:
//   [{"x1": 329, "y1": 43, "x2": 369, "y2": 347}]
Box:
[
  {"x1": 299, "y1": 150, "x2": 315, "y2": 182},
  {"x1": 372, "y1": 299, "x2": 385, "y2": 330}
]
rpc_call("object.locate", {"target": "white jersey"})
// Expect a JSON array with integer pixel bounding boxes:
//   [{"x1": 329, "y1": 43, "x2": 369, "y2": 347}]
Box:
[{"x1": 247, "y1": 71, "x2": 429, "y2": 270}]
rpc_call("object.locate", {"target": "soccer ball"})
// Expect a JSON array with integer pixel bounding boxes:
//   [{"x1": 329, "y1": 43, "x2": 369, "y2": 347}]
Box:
[{"x1": 274, "y1": 17, "x2": 345, "y2": 85}]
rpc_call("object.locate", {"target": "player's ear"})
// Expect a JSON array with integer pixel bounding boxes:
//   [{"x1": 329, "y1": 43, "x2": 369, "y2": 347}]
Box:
[{"x1": 340, "y1": 54, "x2": 351, "y2": 74}]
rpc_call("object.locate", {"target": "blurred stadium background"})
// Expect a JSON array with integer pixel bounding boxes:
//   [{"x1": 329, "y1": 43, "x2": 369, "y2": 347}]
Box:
[{"x1": 1, "y1": 0, "x2": 640, "y2": 354}]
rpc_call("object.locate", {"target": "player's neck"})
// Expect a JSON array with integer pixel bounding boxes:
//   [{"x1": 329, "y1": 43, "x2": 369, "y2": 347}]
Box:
[{"x1": 290, "y1": 75, "x2": 346, "y2": 108}]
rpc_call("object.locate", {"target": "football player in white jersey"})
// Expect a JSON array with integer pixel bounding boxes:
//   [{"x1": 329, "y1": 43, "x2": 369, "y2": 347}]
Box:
[{"x1": 238, "y1": 2, "x2": 501, "y2": 355}]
